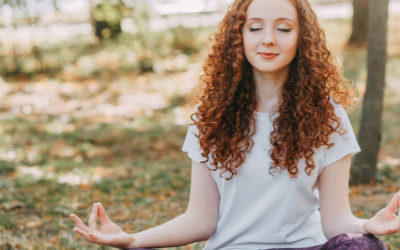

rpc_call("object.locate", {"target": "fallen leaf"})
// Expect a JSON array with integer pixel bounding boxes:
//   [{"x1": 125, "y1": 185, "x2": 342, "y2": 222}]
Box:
[
  {"x1": 45, "y1": 215, "x2": 52, "y2": 222},
  {"x1": 1, "y1": 201, "x2": 25, "y2": 211},
  {"x1": 26, "y1": 217, "x2": 43, "y2": 228},
  {"x1": 52, "y1": 206, "x2": 73, "y2": 216}
]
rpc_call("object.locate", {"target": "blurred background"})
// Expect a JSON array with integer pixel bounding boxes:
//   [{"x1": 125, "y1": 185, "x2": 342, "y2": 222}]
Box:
[{"x1": 0, "y1": 0, "x2": 399, "y2": 249}]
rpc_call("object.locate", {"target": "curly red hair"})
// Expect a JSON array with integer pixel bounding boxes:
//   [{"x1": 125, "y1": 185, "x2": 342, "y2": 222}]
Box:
[{"x1": 192, "y1": 0, "x2": 357, "y2": 179}]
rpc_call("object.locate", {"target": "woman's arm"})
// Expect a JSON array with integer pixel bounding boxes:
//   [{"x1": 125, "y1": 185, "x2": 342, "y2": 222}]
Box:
[
  {"x1": 318, "y1": 154, "x2": 400, "y2": 239},
  {"x1": 318, "y1": 154, "x2": 368, "y2": 239},
  {"x1": 130, "y1": 160, "x2": 220, "y2": 248},
  {"x1": 70, "y1": 160, "x2": 220, "y2": 249}
]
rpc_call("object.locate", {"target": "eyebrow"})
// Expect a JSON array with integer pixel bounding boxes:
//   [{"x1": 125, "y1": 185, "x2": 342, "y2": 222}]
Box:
[{"x1": 247, "y1": 17, "x2": 296, "y2": 23}]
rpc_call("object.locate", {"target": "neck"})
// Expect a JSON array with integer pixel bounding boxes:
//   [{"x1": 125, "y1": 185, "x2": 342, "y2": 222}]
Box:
[{"x1": 253, "y1": 67, "x2": 289, "y2": 114}]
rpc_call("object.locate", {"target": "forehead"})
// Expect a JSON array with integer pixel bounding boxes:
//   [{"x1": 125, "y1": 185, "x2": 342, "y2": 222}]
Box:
[{"x1": 246, "y1": 0, "x2": 297, "y2": 21}]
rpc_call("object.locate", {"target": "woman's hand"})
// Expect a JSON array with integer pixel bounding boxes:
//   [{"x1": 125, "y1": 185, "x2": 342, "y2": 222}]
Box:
[
  {"x1": 363, "y1": 191, "x2": 400, "y2": 235},
  {"x1": 70, "y1": 202, "x2": 135, "y2": 248}
]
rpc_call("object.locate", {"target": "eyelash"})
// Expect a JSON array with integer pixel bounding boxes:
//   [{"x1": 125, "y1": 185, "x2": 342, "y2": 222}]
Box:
[{"x1": 248, "y1": 28, "x2": 292, "y2": 32}]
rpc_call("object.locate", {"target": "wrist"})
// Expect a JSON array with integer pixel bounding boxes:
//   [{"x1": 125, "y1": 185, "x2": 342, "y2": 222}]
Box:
[
  {"x1": 362, "y1": 219, "x2": 370, "y2": 234},
  {"x1": 125, "y1": 233, "x2": 138, "y2": 249}
]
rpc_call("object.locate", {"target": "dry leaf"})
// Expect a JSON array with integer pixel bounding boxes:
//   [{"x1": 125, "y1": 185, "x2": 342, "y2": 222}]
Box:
[{"x1": 1, "y1": 201, "x2": 25, "y2": 211}]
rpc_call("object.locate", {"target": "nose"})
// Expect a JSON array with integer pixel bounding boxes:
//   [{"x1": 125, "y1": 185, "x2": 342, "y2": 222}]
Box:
[{"x1": 261, "y1": 26, "x2": 276, "y2": 46}]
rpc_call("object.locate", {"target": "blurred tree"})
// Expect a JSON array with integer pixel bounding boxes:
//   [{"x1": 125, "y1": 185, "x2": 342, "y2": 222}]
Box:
[
  {"x1": 348, "y1": 0, "x2": 369, "y2": 46},
  {"x1": 90, "y1": 0, "x2": 123, "y2": 40},
  {"x1": 1, "y1": 0, "x2": 26, "y2": 74},
  {"x1": 130, "y1": 1, "x2": 153, "y2": 72},
  {"x1": 351, "y1": 0, "x2": 389, "y2": 184},
  {"x1": 52, "y1": 0, "x2": 60, "y2": 12},
  {"x1": 1, "y1": 0, "x2": 45, "y2": 74}
]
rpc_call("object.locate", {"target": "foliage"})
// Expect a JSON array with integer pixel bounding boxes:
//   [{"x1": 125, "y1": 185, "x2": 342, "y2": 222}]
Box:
[
  {"x1": 91, "y1": 0, "x2": 123, "y2": 40},
  {"x1": 169, "y1": 25, "x2": 202, "y2": 55},
  {"x1": 0, "y1": 25, "x2": 213, "y2": 76},
  {"x1": 0, "y1": 160, "x2": 16, "y2": 173},
  {"x1": 0, "y1": 212, "x2": 17, "y2": 229}
]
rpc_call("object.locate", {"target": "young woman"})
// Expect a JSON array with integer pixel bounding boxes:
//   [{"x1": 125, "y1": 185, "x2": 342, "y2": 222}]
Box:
[{"x1": 70, "y1": 0, "x2": 400, "y2": 249}]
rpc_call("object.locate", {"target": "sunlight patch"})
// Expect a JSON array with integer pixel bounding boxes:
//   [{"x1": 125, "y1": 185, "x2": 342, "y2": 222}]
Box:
[
  {"x1": 57, "y1": 173, "x2": 89, "y2": 185},
  {"x1": 18, "y1": 166, "x2": 47, "y2": 180}
]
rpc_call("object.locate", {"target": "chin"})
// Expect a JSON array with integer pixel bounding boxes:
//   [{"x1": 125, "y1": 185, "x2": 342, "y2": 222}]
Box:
[{"x1": 254, "y1": 66, "x2": 287, "y2": 74}]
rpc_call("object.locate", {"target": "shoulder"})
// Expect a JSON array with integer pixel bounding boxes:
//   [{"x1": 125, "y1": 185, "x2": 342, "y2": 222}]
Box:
[
  {"x1": 329, "y1": 97, "x2": 344, "y2": 112},
  {"x1": 328, "y1": 97, "x2": 349, "y2": 122}
]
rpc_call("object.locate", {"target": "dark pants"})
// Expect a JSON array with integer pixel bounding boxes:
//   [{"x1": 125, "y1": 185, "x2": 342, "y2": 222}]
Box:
[
  {"x1": 269, "y1": 233, "x2": 387, "y2": 250},
  {"x1": 129, "y1": 233, "x2": 387, "y2": 250}
]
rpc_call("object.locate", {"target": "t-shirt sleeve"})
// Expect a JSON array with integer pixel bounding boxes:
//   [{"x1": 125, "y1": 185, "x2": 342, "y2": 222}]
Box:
[
  {"x1": 182, "y1": 123, "x2": 208, "y2": 164},
  {"x1": 321, "y1": 102, "x2": 361, "y2": 170}
]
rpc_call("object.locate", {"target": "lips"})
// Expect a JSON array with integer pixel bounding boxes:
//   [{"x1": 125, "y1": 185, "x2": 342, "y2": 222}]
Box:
[{"x1": 258, "y1": 53, "x2": 279, "y2": 59}]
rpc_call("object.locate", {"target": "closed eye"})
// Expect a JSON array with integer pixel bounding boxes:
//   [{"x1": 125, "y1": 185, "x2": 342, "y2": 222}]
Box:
[
  {"x1": 277, "y1": 28, "x2": 292, "y2": 32},
  {"x1": 249, "y1": 28, "x2": 262, "y2": 32}
]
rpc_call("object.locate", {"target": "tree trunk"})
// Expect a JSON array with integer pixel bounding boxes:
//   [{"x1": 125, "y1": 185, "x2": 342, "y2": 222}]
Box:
[
  {"x1": 90, "y1": 1, "x2": 122, "y2": 40},
  {"x1": 351, "y1": 0, "x2": 389, "y2": 184},
  {"x1": 348, "y1": 0, "x2": 370, "y2": 46}
]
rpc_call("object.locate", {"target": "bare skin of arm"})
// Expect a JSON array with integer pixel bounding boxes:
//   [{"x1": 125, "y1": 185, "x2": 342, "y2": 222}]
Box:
[
  {"x1": 318, "y1": 154, "x2": 400, "y2": 239},
  {"x1": 70, "y1": 160, "x2": 220, "y2": 249}
]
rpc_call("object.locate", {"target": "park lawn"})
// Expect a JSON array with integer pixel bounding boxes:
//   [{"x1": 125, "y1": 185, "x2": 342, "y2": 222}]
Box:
[{"x1": 0, "y1": 15, "x2": 400, "y2": 250}]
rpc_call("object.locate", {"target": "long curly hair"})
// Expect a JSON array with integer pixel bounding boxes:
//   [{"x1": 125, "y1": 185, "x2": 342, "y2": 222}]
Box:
[{"x1": 191, "y1": 0, "x2": 357, "y2": 179}]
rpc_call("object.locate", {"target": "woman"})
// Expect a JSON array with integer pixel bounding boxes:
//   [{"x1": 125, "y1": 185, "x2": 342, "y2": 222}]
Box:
[{"x1": 70, "y1": 0, "x2": 400, "y2": 249}]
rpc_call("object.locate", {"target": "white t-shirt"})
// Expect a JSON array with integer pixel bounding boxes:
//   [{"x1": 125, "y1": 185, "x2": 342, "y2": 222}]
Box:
[{"x1": 181, "y1": 101, "x2": 361, "y2": 250}]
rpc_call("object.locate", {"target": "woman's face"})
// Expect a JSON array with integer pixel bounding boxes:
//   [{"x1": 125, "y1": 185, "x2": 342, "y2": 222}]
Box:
[{"x1": 242, "y1": 0, "x2": 299, "y2": 75}]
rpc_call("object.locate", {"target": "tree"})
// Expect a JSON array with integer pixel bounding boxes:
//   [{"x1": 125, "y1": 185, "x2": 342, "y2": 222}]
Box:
[
  {"x1": 351, "y1": 0, "x2": 389, "y2": 184},
  {"x1": 348, "y1": 0, "x2": 370, "y2": 46},
  {"x1": 90, "y1": 0, "x2": 123, "y2": 40},
  {"x1": 1, "y1": 0, "x2": 45, "y2": 74}
]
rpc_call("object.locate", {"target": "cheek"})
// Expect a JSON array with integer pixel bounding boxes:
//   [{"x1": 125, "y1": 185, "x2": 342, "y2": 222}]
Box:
[
  {"x1": 243, "y1": 36, "x2": 257, "y2": 58},
  {"x1": 243, "y1": 36, "x2": 254, "y2": 50},
  {"x1": 282, "y1": 37, "x2": 298, "y2": 55}
]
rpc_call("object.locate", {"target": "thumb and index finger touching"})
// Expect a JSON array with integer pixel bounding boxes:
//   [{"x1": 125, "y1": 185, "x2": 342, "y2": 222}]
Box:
[
  {"x1": 97, "y1": 202, "x2": 112, "y2": 224},
  {"x1": 69, "y1": 202, "x2": 112, "y2": 231},
  {"x1": 88, "y1": 203, "x2": 99, "y2": 229}
]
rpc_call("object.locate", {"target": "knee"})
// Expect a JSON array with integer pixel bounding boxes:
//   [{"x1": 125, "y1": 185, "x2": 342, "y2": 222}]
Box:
[{"x1": 336, "y1": 233, "x2": 387, "y2": 250}]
